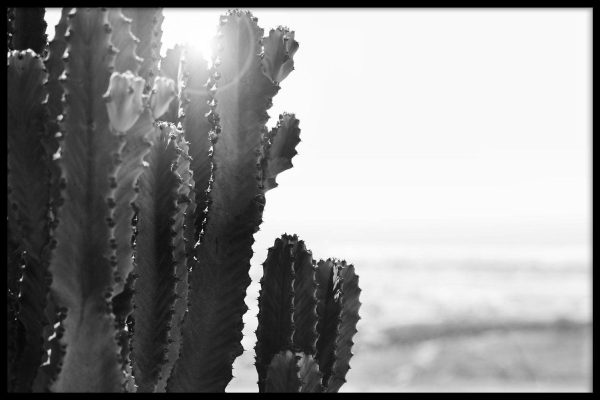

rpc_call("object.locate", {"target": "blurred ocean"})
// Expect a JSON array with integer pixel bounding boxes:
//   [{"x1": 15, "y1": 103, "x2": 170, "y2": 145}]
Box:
[{"x1": 228, "y1": 243, "x2": 591, "y2": 392}]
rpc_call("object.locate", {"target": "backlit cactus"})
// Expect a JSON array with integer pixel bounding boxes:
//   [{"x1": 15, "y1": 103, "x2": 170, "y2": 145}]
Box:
[{"x1": 6, "y1": 7, "x2": 360, "y2": 393}]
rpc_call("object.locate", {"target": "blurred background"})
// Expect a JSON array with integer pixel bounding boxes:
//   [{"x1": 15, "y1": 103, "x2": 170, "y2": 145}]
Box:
[{"x1": 45, "y1": 8, "x2": 592, "y2": 392}]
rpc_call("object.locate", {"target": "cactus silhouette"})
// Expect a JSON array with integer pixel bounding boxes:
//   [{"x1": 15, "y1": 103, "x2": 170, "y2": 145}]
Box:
[{"x1": 6, "y1": 7, "x2": 360, "y2": 392}]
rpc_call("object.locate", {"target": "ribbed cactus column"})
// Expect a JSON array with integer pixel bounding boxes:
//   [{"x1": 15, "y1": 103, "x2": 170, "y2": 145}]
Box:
[
  {"x1": 255, "y1": 236, "x2": 361, "y2": 393},
  {"x1": 7, "y1": 50, "x2": 56, "y2": 393},
  {"x1": 130, "y1": 124, "x2": 192, "y2": 392},
  {"x1": 255, "y1": 235, "x2": 320, "y2": 392},
  {"x1": 47, "y1": 9, "x2": 135, "y2": 392},
  {"x1": 178, "y1": 46, "x2": 213, "y2": 251},
  {"x1": 167, "y1": 11, "x2": 300, "y2": 392},
  {"x1": 315, "y1": 259, "x2": 362, "y2": 392}
]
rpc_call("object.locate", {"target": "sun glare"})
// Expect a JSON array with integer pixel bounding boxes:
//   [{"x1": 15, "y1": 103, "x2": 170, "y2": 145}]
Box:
[{"x1": 161, "y1": 9, "x2": 223, "y2": 64}]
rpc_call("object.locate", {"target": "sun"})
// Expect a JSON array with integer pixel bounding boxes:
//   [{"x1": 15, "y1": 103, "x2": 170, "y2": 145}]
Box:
[{"x1": 160, "y1": 9, "x2": 223, "y2": 65}]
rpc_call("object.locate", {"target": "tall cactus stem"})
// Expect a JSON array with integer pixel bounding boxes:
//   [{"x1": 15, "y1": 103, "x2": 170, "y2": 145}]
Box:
[
  {"x1": 7, "y1": 49, "x2": 57, "y2": 392},
  {"x1": 47, "y1": 8, "x2": 125, "y2": 392},
  {"x1": 167, "y1": 10, "x2": 297, "y2": 391},
  {"x1": 130, "y1": 124, "x2": 192, "y2": 392}
]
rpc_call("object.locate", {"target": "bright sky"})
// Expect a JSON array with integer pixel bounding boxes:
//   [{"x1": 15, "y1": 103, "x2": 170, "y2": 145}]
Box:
[{"x1": 44, "y1": 8, "x2": 592, "y2": 261}]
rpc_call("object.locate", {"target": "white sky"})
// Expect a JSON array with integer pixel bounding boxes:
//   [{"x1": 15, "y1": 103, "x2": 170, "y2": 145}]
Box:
[{"x1": 44, "y1": 8, "x2": 592, "y2": 261}]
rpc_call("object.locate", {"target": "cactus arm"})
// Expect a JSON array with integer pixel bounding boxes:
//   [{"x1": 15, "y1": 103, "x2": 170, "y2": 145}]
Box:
[
  {"x1": 264, "y1": 350, "x2": 302, "y2": 392},
  {"x1": 179, "y1": 46, "x2": 213, "y2": 246},
  {"x1": 314, "y1": 260, "x2": 361, "y2": 392},
  {"x1": 155, "y1": 52, "x2": 213, "y2": 388},
  {"x1": 122, "y1": 8, "x2": 164, "y2": 91},
  {"x1": 104, "y1": 8, "x2": 149, "y2": 298},
  {"x1": 109, "y1": 10, "x2": 175, "y2": 298},
  {"x1": 290, "y1": 240, "x2": 319, "y2": 356},
  {"x1": 255, "y1": 235, "x2": 296, "y2": 391},
  {"x1": 130, "y1": 124, "x2": 191, "y2": 392},
  {"x1": 108, "y1": 9, "x2": 177, "y2": 297},
  {"x1": 11, "y1": 8, "x2": 47, "y2": 55},
  {"x1": 155, "y1": 130, "x2": 195, "y2": 392},
  {"x1": 47, "y1": 8, "x2": 124, "y2": 392},
  {"x1": 255, "y1": 235, "x2": 318, "y2": 391},
  {"x1": 168, "y1": 11, "x2": 300, "y2": 392},
  {"x1": 166, "y1": 11, "x2": 282, "y2": 392},
  {"x1": 89, "y1": 12, "x2": 158, "y2": 388},
  {"x1": 111, "y1": 78, "x2": 176, "y2": 390},
  {"x1": 159, "y1": 45, "x2": 183, "y2": 123},
  {"x1": 314, "y1": 259, "x2": 342, "y2": 388},
  {"x1": 325, "y1": 262, "x2": 361, "y2": 392},
  {"x1": 261, "y1": 113, "x2": 301, "y2": 192},
  {"x1": 109, "y1": 110, "x2": 154, "y2": 392},
  {"x1": 7, "y1": 50, "x2": 56, "y2": 392},
  {"x1": 111, "y1": 110, "x2": 154, "y2": 296}
]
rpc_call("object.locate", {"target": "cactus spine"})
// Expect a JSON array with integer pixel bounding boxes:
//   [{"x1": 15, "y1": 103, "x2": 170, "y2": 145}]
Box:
[{"x1": 6, "y1": 7, "x2": 360, "y2": 392}]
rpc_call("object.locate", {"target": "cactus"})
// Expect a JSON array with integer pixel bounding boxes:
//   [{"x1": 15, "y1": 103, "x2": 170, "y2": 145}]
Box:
[
  {"x1": 255, "y1": 235, "x2": 361, "y2": 392},
  {"x1": 6, "y1": 7, "x2": 361, "y2": 393}
]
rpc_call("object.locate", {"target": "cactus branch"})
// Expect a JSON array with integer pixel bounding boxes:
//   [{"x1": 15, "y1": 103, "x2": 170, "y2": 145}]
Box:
[
  {"x1": 314, "y1": 259, "x2": 341, "y2": 389},
  {"x1": 111, "y1": 109, "x2": 154, "y2": 298},
  {"x1": 255, "y1": 236, "x2": 296, "y2": 391},
  {"x1": 255, "y1": 234, "x2": 318, "y2": 392},
  {"x1": 260, "y1": 113, "x2": 301, "y2": 192},
  {"x1": 167, "y1": 10, "x2": 293, "y2": 391},
  {"x1": 130, "y1": 124, "x2": 191, "y2": 392},
  {"x1": 261, "y1": 26, "x2": 299, "y2": 85},
  {"x1": 178, "y1": 46, "x2": 213, "y2": 248},
  {"x1": 314, "y1": 259, "x2": 361, "y2": 392},
  {"x1": 47, "y1": 8, "x2": 124, "y2": 392},
  {"x1": 7, "y1": 50, "x2": 56, "y2": 392},
  {"x1": 325, "y1": 262, "x2": 361, "y2": 392}
]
